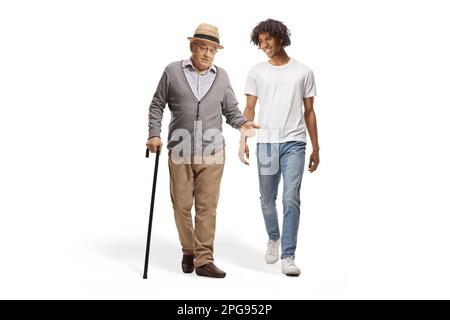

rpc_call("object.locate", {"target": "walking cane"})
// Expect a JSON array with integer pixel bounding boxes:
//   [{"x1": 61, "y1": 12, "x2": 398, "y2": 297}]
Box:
[{"x1": 143, "y1": 146, "x2": 160, "y2": 279}]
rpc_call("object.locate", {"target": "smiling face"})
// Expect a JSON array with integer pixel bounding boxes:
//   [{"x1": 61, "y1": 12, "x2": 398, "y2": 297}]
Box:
[
  {"x1": 190, "y1": 40, "x2": 218, "y2": 72},
  {"x1": 258, "y1": 32, "x2": 283, "y2": 59}
]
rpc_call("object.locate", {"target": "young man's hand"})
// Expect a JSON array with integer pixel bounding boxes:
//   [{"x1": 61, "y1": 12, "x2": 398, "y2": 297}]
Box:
[
  {"x1": 239, "y1": 121, "x2": 260, "y2": 138},
  {"x1": 308, "y1": 150, "x2": 320, "y2": 172},
  {"x1": 146, "y1": 137, "x2": 163, "y2": 153}
]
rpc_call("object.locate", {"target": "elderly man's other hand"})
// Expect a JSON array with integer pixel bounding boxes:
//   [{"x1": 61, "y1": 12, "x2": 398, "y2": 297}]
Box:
[
  {"x1": 238, "y1": 138, "x2": 250, "y2": 165},
  {"x1": 238, "y1": 122, "x2": 259, "y2": 165}
]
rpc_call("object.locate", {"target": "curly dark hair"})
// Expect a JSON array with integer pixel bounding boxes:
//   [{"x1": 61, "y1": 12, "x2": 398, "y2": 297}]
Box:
[{"x1": 250, "y1": 19, "x2": 291, "y2": 47}]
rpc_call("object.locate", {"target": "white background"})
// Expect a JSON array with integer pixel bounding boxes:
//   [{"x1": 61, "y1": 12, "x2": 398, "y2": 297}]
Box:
[{"x1": 1, "y1": 0, "x2": 449, "y2": 299}]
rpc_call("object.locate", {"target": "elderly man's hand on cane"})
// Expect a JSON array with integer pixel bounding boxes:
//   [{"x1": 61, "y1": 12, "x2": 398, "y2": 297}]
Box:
[{"x1": 146, "y1": 137, "x2": 163, "y2": 153}]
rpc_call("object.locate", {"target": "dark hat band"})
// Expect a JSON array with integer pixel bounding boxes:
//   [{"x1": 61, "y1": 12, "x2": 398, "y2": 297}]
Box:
[{"x1": 193, "y1": 33, "x2": 220, "y2": 45}]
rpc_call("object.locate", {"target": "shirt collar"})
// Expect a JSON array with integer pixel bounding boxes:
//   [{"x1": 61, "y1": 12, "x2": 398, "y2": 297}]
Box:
[{"x1": 182, "y1": 59, "x2": 217, "y2": 74}]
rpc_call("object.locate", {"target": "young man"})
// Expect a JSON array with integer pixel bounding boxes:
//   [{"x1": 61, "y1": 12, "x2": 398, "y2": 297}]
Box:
[
  {"x1": 242, "y1": 19, "x2": 320, "y2": 276},
  {"x1": 147, "y1": 23, "x2": 258, "y2": 278}
]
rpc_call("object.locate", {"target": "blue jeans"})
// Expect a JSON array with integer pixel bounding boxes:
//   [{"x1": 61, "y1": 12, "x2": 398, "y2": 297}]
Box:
[{"x1": 256, "y1": 141, "x2": 306, "y2": 259}]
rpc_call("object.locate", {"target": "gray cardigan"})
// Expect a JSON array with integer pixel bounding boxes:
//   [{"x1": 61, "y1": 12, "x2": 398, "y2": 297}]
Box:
[{"x1": 148, "y1": 61, "x2": 247, "y2": 155}]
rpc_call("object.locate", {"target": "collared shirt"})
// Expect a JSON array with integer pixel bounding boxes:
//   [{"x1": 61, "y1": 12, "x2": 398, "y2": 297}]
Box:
[{"x1": 182, "y1": 59, "x2": 217, "y2": 101}]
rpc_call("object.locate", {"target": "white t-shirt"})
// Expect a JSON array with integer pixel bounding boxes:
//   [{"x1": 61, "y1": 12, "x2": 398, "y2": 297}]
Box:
[{"x1": 245, "y1": 59, "x2": 316, "y2": 143}]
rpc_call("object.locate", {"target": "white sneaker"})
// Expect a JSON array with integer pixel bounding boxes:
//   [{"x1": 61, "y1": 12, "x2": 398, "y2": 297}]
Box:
[
  {"x1": 265, "y1": 239, "x2": 280, "y2": 264},
  {"x1": 281, "y1": 256, "x2": 301, "y2": 276}
]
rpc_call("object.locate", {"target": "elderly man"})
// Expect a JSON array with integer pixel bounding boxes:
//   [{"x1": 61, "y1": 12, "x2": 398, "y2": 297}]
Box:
[{"x1": 146, "y1": 23, "x2": 259, "y2": 278}]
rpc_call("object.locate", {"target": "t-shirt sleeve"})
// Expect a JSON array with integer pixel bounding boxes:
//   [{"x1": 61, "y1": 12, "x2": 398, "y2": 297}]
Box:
[
  {"x1": 304, "y1": 69, "x2": 317, "y2": 98},
  {"x1": 244, "y1": 68, "x2": 258, "y2": 97}
]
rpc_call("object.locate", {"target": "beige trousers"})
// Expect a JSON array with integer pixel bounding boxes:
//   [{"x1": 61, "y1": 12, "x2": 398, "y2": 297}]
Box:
[{"x1": 168, "y1": 150, "x2": 225, "y2": 267}]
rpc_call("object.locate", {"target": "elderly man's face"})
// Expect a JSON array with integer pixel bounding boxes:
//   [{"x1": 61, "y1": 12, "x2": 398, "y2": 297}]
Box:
[{"x1": 190, "y1": 41, "x2": 219, "y2": 71}]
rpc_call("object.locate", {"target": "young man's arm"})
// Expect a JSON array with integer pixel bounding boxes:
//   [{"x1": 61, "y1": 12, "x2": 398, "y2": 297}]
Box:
[
  {"x1": 303, "y1": 97, "x2": 320, "y2": 172},
  {"x1": 244, "y1": 94, "x2": 258, "y2": 122},
  {"x1": 222, "y1": 73, "x2": 259, "y2": 132}
]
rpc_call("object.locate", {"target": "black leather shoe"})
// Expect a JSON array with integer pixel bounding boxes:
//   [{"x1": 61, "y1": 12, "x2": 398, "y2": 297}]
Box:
[
  {"x1": 195, "y1": 262, "x2": 226, "y2": 278},
  {"x1": 182, "y1": 255, "x2": 195, "y2": 273}
]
